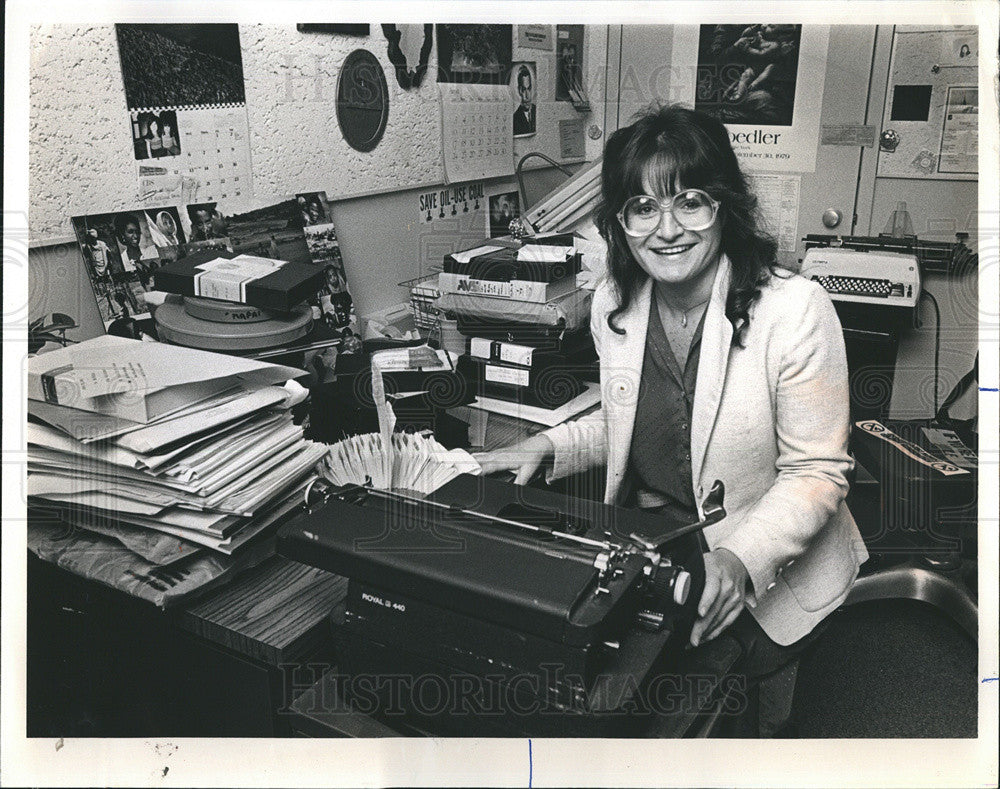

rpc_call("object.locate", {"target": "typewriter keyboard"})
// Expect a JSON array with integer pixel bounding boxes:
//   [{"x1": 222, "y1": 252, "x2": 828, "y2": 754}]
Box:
[{"x1": 811, "y1": 275, "x2": 897, "y2": 298}]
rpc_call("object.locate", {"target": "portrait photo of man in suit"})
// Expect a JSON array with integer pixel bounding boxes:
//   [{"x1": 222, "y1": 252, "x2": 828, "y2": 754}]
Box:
[{"x1": 512, "y1": 62, "x2": 536, "y2": 137}]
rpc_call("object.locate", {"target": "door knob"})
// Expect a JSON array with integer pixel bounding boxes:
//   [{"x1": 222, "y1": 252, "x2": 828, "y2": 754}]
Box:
[{"x1": 822, "y1": 209, "x2": 843, "y2": 229}]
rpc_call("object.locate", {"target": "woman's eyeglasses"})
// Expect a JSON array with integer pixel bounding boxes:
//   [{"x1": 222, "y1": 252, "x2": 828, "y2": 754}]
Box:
[{"x1": 617, "y1": 189, "x2": 720, "y2": 236}]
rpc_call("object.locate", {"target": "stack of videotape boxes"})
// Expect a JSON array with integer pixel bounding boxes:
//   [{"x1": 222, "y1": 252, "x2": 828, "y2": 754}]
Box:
[{"x1": 437, "y1": 234, "x2": 596, "y2": 410}]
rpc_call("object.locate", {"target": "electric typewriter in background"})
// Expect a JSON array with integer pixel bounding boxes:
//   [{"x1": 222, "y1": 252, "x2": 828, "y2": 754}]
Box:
[
  {"x1": 800, "y1": 233, "x2": 976, "y2": 317},
  {"x1": 801, "y1": 235, "x2": 920, "y2": 317},
  {"x1": 800, "y1": 233, "x2": 978, "y2": 422},
  {"x1": 277, "y1": 474, "x2": 726, "y2": 736}
]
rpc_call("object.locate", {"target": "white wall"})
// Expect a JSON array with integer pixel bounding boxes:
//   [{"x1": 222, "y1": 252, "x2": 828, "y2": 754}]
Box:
[
  {"x1": 27, "y1": 23, "x2": 608, "y2": 335},
  {"x1": 28, "y1": 23, "x2": 607, "y2": 242}
]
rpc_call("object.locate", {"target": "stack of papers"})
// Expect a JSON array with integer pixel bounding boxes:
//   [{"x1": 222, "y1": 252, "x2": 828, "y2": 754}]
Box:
[
  {"x1": 26, "y1": 337, "x2": 330, "y2": 560},
  {"x1": 27, "y1": 335, "x2": 303, "y2": 423},
  {"x1": 322, "y1": 432, "x2": 481, "y2": 496}
]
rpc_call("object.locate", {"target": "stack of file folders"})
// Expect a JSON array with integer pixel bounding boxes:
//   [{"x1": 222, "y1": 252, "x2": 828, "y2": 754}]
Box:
[
  {"x1": 25, "y1": 336, "x2": 330, "y2": 607},
  {"x1": 437, "y1": 235, "x2": 595, "y2": 410}
]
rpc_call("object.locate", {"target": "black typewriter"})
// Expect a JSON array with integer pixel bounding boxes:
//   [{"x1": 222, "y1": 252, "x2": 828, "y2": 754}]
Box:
[{"x1": 277, "y1": 474, "x2": 725, "y2": 736}]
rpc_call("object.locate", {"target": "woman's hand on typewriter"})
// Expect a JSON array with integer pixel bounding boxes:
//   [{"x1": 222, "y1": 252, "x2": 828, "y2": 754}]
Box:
[
  {"x1": 690, "y1": 548, "x2": 749, "y2": 647},
  {"x1": 473, "y1": 434, "x2": 555, "y2": 485}
]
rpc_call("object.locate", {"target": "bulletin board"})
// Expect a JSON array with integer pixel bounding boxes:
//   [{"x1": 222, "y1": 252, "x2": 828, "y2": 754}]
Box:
[
  {"x1": 876, "y1": 26, "x2": 978, "y2": 180},
  {"x1": 27, "y1": 23, "x2": 606, "y2": 243}
]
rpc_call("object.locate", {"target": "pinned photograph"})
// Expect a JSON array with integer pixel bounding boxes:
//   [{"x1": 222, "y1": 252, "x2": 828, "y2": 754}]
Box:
[
  {"x1": 303, "y1": 225, "x2": 344, "y2": 270},
  {"x1": 555, "y1": 25, "x2": 585, "y2": 102},
  {"x1": 143, "y1": 206, "x2": 186, "y2": 249},
  {"x1": 185, "y1": 202, "x2": 228, "y2": 242},
  {"x1": 131, "y1": 110, "x2": 182, "y2": 160},
  {"x1": 318, "y1": 277, "x2": 358, "y2": 334},
  {"x1": 695, "y1": 24, "x2": 802, "y2": 126},
  {"x1": 511, "y1": 62, "x2": 537, "y2": 137},
  {"x1": 487, "y1": 190, "x2": 520, "y2": 238},
  {"x1": 137, "y1": 205, "x2": 187, "y2": 268},
  {"x1": 435, "y1": 24, "x2": 513, "y2": 85},
  {"x1": 175, "y1": 203, "x2": 233, "y2": 259}
]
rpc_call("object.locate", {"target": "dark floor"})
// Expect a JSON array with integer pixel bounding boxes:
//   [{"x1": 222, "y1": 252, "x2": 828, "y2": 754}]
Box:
[{"x1": 791, "y1": 597, "x2": 977, "y2": 738}]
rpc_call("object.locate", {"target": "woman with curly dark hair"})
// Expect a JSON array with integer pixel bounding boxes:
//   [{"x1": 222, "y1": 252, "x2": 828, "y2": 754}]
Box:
[{"x1": 477, "y1": 104, "x2": 867, "y2": 735}]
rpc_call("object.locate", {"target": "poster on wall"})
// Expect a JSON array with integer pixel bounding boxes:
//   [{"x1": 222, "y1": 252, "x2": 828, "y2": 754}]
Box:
[
  {"x1": 416, "y1": 182, "x2": 485, "y2": 224},
  {"x1": 671, "y1": 24, "x2": 829, "y2": 173},
  {"x1": 518, "y1": 25, "x2": 553, "y2": 52},
  {"x1": 116, "y1": 24, "x2": 254, "y2": 210}
]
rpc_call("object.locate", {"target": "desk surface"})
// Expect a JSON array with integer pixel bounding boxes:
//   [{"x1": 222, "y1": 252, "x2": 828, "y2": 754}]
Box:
[{"x1": 178, "y1": 556, "x2": 346, "y2": 665}]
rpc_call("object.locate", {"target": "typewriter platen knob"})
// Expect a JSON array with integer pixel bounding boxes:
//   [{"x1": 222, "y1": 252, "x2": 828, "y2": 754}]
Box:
[
  {"x1": 649, "y1": 561, "x2": 692, "y2": 607},
  {"x1": 672, "y1": 570, "x2": 691, "y2": 605},
  {"x1": 637, "y1": 562, "x2": 693, "y2": 630}
]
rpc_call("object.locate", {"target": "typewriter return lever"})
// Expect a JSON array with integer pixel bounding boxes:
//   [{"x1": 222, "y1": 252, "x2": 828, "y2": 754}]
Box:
[
  {"x1": 627, "y1": 481, "x2": 727, "y2": 631},
  {"x1": 628, "y1": 480, "x2": 726, "y2": 554}
]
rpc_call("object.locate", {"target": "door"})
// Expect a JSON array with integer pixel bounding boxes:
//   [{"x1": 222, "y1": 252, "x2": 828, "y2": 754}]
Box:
[{"x1": 610, "y1": 24, "x2": 878, "y2": 269}]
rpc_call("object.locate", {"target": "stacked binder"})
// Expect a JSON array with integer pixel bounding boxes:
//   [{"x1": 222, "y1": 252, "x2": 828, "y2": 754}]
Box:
[
  {"x1": 26, "y1": 336, "x2": 330, "y2": 606},
  {"x1": 437, "y1": 235, "x2": 596, "y2": 411}
]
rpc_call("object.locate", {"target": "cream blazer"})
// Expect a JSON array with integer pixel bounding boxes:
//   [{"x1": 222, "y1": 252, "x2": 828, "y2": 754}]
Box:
[{"x1": 544, "y1": 257, "x2": 869, "y2": 645}]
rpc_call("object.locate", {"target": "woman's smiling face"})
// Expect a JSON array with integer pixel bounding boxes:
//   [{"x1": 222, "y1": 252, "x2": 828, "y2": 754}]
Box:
[{"x1": 624, "y1": 166, "x2": 723, "y2": 292}]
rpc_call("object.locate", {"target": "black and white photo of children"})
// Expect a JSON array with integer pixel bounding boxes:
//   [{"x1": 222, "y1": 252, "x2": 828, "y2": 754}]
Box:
[
  {"x1": 72, "y1": 214, "x2": 156, "y2": 332},
  {"x1": 185, "y1": 202, "x2": 227, "y2": 242},
  {"x1": 141, "y1": 206, "x2": 187, "y2": 268},
  {"x1": 488, "y1": 191, "x2": 520, "y2": 238},
  {"x1": 303, "y1": 224, "x2": 344, "y2": 270},
  {"x1": 113, "y1": 211, "x2": 159, "y2": 291},
  {"x1": 296, "y1": 192, "x2": 333, "y2": 226},
  {"x1": 173, "y1": 203, "x2": 234, "y2": 259},
  {"x1": 131, "y1": 110, "x2": 182, "y2": 160},
  {"x1": 695, "y1": 24, "x2": 802, "y2": 126},
  {"x1": 301, "y1": 215, "x2": 357, "y2": 334},
  {"x1": 143, "y1": 206, "x2": 186, "y2": 249},
  {"x1": 316, "y1": 260, "x2": 357, "y2": 332}
]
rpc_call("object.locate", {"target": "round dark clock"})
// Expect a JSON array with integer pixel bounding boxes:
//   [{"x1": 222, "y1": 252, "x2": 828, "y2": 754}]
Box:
[{"x1": 336, "y1": 49, "x2": 389, "y2": 153}]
